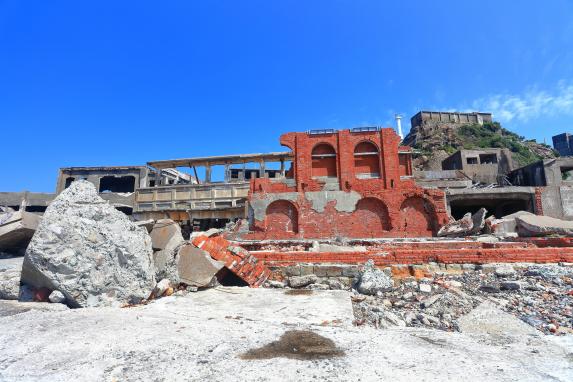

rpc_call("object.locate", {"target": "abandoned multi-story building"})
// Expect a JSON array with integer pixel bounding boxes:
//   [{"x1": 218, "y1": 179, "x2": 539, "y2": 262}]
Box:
[
  {"x1": 441, "y1": 148, "x2": 514, "y2": 185},
  {"x1": 404, "y1": 111, "x2": 493, "y2": 147},
  {"x1": 552, "y1": 133, "x2": 573, "y2": 157}
]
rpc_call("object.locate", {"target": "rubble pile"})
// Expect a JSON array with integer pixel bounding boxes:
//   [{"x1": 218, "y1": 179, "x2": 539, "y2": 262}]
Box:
[{"x1": 352, "y1": 262, "x2": 573, "y2": 335}]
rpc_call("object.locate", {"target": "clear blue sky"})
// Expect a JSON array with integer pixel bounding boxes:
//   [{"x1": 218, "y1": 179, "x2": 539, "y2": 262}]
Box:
[{"x1": 1, "y1": 0, "x2": 573, "y2": 192}]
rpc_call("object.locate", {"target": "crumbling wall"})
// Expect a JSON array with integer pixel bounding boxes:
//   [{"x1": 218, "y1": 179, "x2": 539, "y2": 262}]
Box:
[
  {"x1": 246, "y1": 188, "x2": 447, "y2": 239},
  {"x1": 246, "y1": 128, "x2": 448, "y2": 239}
]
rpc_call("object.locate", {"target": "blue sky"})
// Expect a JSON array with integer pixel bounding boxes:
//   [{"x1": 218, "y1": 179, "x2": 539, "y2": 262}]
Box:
[{"x1": 1, "y1": 0, "x2": 573, "y2": 192}]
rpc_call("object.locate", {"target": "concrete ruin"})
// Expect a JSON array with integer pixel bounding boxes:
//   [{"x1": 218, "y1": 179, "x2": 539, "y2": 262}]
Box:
[{"x1": 442, "y1": 148, "x2": 514, "y2": 185}]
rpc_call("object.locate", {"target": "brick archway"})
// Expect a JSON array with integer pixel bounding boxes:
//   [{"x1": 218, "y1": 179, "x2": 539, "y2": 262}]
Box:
[
  {"x1": 265, "y1": 200, "x2": 299, "y2": 233},
  {"x1": 399, "y1": 196, "x2": 435, "y2": 236},
  {"x1": 350, "y1": 197, "x2": 391, "y2": 237},
  {"x1": 311, "y1": 143, "x2": 337, "y2": 178}
]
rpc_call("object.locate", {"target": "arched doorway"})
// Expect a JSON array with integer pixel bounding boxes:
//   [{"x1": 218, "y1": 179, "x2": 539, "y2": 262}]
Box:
[
  {"x1": 399, "y1": 197, "x2": 435, "y2": 236},
  {"x1": 354, "y1": 141, "x2": 381, "y2": 179},
  {"x1": 265, "y1": 200, "x2": 299, "y2": 233},
  {"x1": 351, "y1": 198, "x2": 391, "y2": 237},
  {"x1": 311, "y1": 144, "x2": 337, "y2": 178}
]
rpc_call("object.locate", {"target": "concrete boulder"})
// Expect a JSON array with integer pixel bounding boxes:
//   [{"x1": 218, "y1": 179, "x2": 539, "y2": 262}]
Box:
[
  {"x1": 176, "y1": 244, "x2": 224, "y2": 287},
  {"x1": 516, "y1": 214, "x2": 573, "y2": 237},
  {"x1": 356, "y1": 260, "x2": 393, "y2": 295},
  {"x1": 150, "y1": 219, "x2": 185, "y2": 283},
  {"x1": 21, "y1": 180, "x2": 156, "y2": 308}
]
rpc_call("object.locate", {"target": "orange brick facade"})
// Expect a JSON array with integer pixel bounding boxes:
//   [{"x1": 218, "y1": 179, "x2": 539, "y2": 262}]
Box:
[{"x1": 245, "y1": 128, "x2": 449, "y2": 239}]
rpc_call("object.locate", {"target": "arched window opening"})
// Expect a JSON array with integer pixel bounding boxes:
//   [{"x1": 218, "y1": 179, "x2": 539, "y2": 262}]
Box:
[
  {"x1": 311, "y1": 144, "x2": 337, "y2": 178},
  {"x1": 354, "y1": 141, "x2": 380, "y2": 179},
  {"x1": 265, "y1": 200, "x2": 299, "y2": 233}
]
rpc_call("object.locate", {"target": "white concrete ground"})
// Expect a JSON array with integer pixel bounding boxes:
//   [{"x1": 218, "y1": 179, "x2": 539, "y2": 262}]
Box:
[{"x1": 0, "y1": 287, "x2": 572, "y2": 382}]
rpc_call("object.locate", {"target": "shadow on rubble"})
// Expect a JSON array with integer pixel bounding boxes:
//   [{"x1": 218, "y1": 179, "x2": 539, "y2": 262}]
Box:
[{"x1": 240, "y1": 330, "x2": 345, "y2": 361}]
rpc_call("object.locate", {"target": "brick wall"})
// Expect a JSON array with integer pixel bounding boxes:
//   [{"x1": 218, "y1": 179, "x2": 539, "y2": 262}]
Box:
[{"x1": 247, "y1": 128, "x2": 449, "y2": 239}]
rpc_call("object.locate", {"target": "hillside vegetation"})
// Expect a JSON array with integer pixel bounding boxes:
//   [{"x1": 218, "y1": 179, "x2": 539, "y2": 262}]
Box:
[{"x1": 411, "y1": 121, "x2": 557, "y2": 169}]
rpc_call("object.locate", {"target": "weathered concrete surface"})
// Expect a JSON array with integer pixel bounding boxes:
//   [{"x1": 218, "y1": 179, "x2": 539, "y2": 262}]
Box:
[
  {"x1": 517, "y1": 214, "x2": 573, "y2": 236},
  {"x1": 0, "y1": 300, "x2": 68, "y2": 318},
  {"x1": 0, "y1": 256, "x2": 23, "y2": 300},
  {"x1": 305, "y1": 191, "x2": 361, "y2": 213},
  {"x1": 0, "y1": 288, "x2": 571, "y2": 381},
  {"x1": 21, "y1": 181, "x2": 155, "y2": 308},
  {"x1": 176, "y1": 244, "x2": 224, "y2": 287}
]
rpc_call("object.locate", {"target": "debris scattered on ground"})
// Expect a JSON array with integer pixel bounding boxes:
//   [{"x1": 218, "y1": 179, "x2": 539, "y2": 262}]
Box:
[
  {"x1": 437, "y1": 212, "x2": 473, "y2": 237},
  {"x1": 21, "y1": 180, "x2": 156, "y2": 308},
  {"x1": 352, "y1": 263, "x2": 573, "y2": 335}
]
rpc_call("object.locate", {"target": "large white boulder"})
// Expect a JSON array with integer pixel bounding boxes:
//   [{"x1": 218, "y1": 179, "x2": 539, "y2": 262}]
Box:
[{"x1": 21, "y1": 181, "x2": 156, "y2": 308}]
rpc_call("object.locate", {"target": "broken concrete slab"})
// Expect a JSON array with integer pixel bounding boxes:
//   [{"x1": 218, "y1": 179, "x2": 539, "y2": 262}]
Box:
[
  {"x1": 485, "y1": 211, "x2": 535, "y2": 237},
  {"x1": 468, "y1": 208, "x2": 487, "y2": 235},
  {"x1": 437, "y1": 213, "x2": 473, "y2": 237},
  {"x1": 150, "y1": 219, "x2": 185, "y2": 282},
  {"x1": 0, "y1": 209, "x2": 40, "y2": 254},
  {"x1": 22, "y1": 180, "x2": 156, "y2": 308},
  {"x1": 516, "y1": 214, "x2": 573, "y2": 237},
  {"x1": 135, "y1": 219, "x2": 155, "y2": 233},
  {"x1": 177, "y1": 244, "x2": 224, "y2": 287}
]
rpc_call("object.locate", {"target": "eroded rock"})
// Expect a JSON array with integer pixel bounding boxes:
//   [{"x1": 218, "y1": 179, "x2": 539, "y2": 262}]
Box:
[{"x1": 21, "y1": 180, "x2": 155, "y2": 308}]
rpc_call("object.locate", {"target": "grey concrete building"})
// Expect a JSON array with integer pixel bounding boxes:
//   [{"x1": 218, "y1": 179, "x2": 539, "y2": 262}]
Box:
[
  {"x1": 441, "y1": 149, "x2": 514, "y2": 185},
  {"x1": 508, "y1": 157, "x2": 573, "y2": 220},
  {"x1": 410, "y1": 111, "x2": 493, "y2": 130},
  {"x1": 552, "y1": 133, "x2": 573, "y2": 157}
]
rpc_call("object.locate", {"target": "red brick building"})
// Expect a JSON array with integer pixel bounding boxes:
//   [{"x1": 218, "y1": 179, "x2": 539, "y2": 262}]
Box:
[{"x1": 245, "y1": 128, "x2": 449, "y2": 239}]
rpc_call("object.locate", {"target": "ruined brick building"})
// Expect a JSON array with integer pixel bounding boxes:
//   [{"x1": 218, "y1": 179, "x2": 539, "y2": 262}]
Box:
[{"x1": 245, "y1": 128, "x2": 449, "y2": 239}]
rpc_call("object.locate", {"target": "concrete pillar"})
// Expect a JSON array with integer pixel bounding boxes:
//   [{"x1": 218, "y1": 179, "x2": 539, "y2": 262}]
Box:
[
  {"x1": 260, "y1": 161, "x2": 266, "y2": 178},
  {"x1": 224, "y1": 164, "x2": 230, "y2": 182},
  {"x1": 205, "y1": 165, "x2": 212, "y2": 183}
]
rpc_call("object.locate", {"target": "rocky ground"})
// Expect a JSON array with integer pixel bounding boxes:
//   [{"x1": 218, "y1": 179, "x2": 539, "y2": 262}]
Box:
[
  {"x1": 1, "y1": 287, "x2": 572, "y2": 382},
  {"x1": 351, "y1": 263, "x2": 573, "y2": 336}
]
